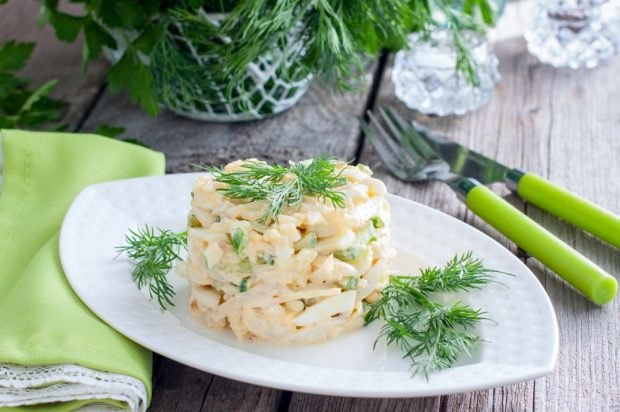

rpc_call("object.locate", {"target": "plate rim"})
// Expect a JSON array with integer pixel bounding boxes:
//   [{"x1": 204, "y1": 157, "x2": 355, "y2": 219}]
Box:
[{"x1": 60, "y1": 173, "x2": 559, "y2": 398}]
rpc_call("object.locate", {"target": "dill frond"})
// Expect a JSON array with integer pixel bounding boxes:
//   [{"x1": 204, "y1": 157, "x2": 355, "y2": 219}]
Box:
[
  {"x1": 394, "y1": 251, "x2": 505, "y2": 294},
  {"x1": 200, "y1": 158, "x2": 347, "y2": 223},
  {"x1": 116, "y1": 226, "x2": 188, "y2": 309},
  {"x1": 365, "y1": 252, "x2": 506, "y2": 378}
]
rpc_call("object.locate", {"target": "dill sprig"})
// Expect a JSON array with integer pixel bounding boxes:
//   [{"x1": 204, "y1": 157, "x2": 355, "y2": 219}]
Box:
[
  {"x1": 400, "y1": 251, "x2": 503, "y2": 294},
  {"x1": 116, "y1": 226, "x2": 188, "y2": 309},
  {"x1": 365, "y1": 252, "x2": 504, "y2": 378},
  {"x1": 201, "y1": 158, "x2": 347, "y2": 223}
]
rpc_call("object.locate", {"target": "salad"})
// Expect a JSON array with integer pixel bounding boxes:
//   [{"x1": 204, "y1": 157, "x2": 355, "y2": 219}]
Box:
[{"x1": 177, "y1": 159, "x2": 393, "y2": 344}]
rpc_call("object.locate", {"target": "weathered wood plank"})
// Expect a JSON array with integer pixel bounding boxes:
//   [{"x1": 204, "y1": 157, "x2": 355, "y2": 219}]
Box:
[
  {"x1": 0, "y1": 0, "x2": 108, "y2": 130},
  {"x1": 288, "y1": 395, "x2": 440, "y2": 412},
  {"x1": 521, "y1": 47, "x2": 620, "y2": 412},
  {"x1": 79, "y1": 62, "x2": 375, "y2": 408},
  {"x1": 350, "y1": 31, "x2": 620, "y2": 412},
  {"x1": 149, "y1": 357, "x2": 214, "y2": 412},
  {"x1": 199, "y1": 378, "x2": 283, "y2": 412}
]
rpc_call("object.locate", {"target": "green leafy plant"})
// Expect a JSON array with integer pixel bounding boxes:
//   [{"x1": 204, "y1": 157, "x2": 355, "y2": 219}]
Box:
[
  {"x1": 22, "y1": 0, "x2": 502, "y2": 116},
  {"x1": 0, "y1": 40, "x2": 133, "y2": 138},
  {"x1": 93, "y1": 124, "x2": 151, "y2": 148},
  {"x1": 0, "y1": 40, "x2": 67, "y2": 129},
  {"x1": 365, "y1": 252, "x2": 506, "y2": 377}
]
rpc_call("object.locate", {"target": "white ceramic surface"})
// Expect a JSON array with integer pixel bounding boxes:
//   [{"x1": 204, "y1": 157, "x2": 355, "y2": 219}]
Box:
[{"x1": 60, "y1": 173, "x2": 558, "y2": 397}]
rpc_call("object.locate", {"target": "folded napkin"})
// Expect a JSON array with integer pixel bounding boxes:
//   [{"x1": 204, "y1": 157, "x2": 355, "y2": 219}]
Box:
[{"x1": 0, "y1": 130, "x2": 165, "y2": 411}]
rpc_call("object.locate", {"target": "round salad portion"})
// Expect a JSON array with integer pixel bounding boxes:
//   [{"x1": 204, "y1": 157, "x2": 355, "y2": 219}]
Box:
[{"x1": 176, "y1": 159, "x2": 393, "y2": 344}]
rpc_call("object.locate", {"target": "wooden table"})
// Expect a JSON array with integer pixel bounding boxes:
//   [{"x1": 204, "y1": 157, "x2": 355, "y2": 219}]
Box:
[{"x1": 3, "y1": 2, "x2": 619, "y2": 411}]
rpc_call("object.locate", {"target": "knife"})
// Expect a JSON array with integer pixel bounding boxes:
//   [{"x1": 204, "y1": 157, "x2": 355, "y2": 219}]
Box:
[{"x1": 411, "y1": 122, "x2": 620, "y2": 249}]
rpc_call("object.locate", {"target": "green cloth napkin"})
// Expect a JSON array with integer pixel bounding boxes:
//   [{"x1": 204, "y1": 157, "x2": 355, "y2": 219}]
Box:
[{"x1": 0, "y1": 130, "x2": 165, "y2": 410}]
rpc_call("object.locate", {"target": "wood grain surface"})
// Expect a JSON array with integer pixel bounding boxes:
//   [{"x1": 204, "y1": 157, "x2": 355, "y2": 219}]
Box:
[{"x1": 3, "y1": 1, "x2": 619, "y2": 411}]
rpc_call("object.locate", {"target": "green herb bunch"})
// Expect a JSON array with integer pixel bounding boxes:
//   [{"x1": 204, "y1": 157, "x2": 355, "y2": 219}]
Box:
[
  {"x1": 0, "y1": 40, "x2": 67, "y2": 129},
  {"x1": 22, "y1": 0, "x2": 503, "y2": 116},
  {"x1": 203, "y1": 158, "x2": 347, "y2": 223},
  {"x1": 365, "y1": 252, "x2": 505, "y2": 378},
  {"x1": 0, "y1": 38, "x2": 142, "y2": 141}
]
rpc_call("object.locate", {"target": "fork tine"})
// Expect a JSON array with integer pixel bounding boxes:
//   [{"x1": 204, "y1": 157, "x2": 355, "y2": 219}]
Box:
[
  {"x1": 365, "y1": 110, "x2": 421, "y2": 180},
  {"x1": 366, "y1": 111, "x2": 412, "y2": 165},
  {"x1": 383, "y1": 107, "x2": 442, "y2": 162},
  {"x1": 366, "y1": 110, "x2": 402, "y2": 159},
  {"x1": 383, "y1": 107, "x2": 410, "y2": 137},
  {"x1": 377, "y1": 107, "x2": 404, "y2": 141},
  {"x1": 378, "y1": 107, "x2": 425, "y2": 164},
  {"x1": 360, "y1": 114, "x2": 411, "y2": 180}
]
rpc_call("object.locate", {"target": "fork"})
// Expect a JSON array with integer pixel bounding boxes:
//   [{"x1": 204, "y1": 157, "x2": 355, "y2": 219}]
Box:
[{"x1": 360, "y1": 108, "x2": 617, "y2": 305}]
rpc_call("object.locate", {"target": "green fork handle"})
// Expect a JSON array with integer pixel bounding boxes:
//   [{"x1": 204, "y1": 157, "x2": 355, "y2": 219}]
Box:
[
  {"x1": 506, "y1": 170, "x2": 620, "y2": 249},
  {"x1": 464, "y1": 182, "x2": 618, "y2": 305}
]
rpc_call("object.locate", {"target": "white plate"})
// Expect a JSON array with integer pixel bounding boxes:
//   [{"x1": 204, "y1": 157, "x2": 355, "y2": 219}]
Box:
[{"x1": 60, "y1": 173, "x2": 558, "y2": 397}]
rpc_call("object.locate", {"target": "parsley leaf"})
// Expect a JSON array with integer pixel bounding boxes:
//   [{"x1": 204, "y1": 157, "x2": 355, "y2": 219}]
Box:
[
  {"x1": 94, "y1": 124, "x2": 126, "y2": 138},
  {"x1": 133, "y1": 25, "x2": 165, "y2": 54},
  {"x1": 83, "y1": 20, "x2": 117, "y2": 63},
  {"x1": 0, "y1": 41, "x2": 35, "y2": 72},
  {"x1": 107, "y1": 49, "x2": 159, "y2": 116},
  {"x1": 18, "y1": 79, "x2": 58, "y2": 114},
  {"x1": 104, "y1": 24, "x2": 164, "y2": 115},
  {"x1": 95, "y1": 0, "x2": 150, "y2": 29},
  {"x1": 48, "y1": 10, "x2": 84, "y2": 42},
  {"x1": 0, "y1": 40, "x2": 68, "y2": 130},
  {"x1": 121, "y1": 138, "x2": 151, "y2": 148},
  {"x1": 92, "y1": 124, "x2": 152, "y2": 148}
]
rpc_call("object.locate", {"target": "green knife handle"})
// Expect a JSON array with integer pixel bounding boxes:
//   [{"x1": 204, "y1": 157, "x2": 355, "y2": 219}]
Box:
[
  {"x1": 465, "y1": 183, "x2": 618, "y2": 305},
  {"x1": 507, "y1": 170, "x2": 620, "y2": 249}
]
